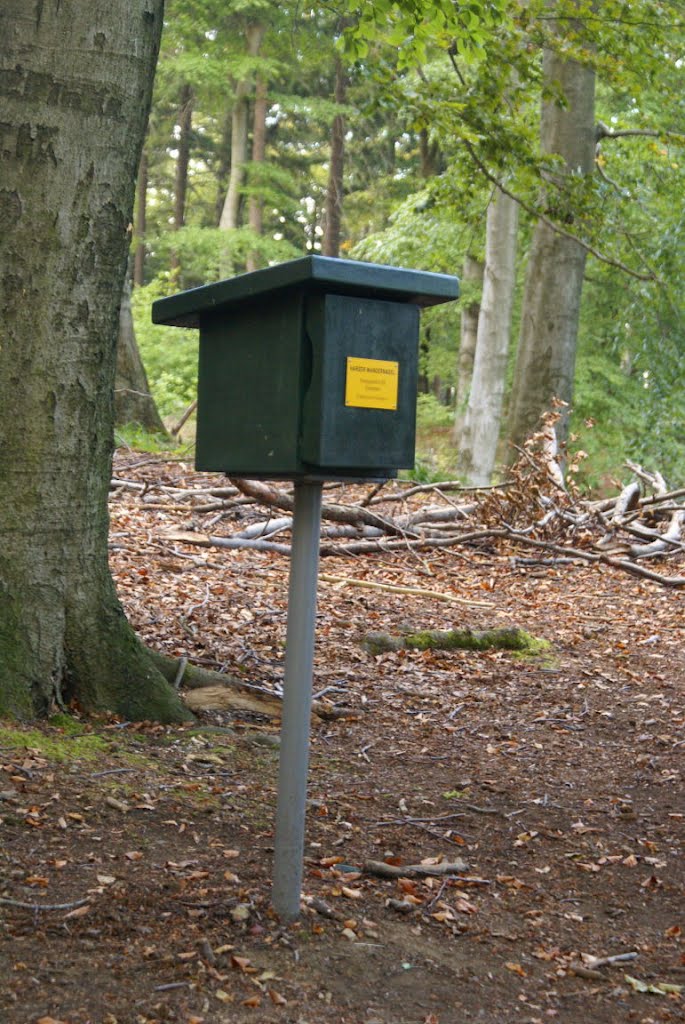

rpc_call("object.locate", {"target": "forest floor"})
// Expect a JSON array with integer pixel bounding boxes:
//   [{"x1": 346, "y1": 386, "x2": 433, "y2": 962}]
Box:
[{"x1": 1, "y1": 452, "x2": 683, "y2": 1024}]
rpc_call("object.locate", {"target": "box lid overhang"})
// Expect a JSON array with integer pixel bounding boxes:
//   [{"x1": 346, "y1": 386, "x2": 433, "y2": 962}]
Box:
[{"x1": 152, "y1": 255, "x2": 459, "y2": 329}]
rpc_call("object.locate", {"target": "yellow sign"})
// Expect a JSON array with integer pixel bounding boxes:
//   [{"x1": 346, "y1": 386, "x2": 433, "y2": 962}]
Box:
[{"x1": 345, "y1": 357, "x2": 399, "y2": 410}]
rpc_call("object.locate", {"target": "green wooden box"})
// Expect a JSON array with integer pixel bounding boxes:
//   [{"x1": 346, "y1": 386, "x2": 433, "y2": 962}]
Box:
[{"x1": 152, "y1": 256, "x2": 458, "y2": 480}]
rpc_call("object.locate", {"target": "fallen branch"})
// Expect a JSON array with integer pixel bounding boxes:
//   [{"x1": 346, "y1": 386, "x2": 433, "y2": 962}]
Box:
[
  {"x1": 170, "y1": 397, "x2": 198, "y2": 437},
  {"x1": 362, "y1": 626, "x2": 546, "y2": 656},
  {"x1": 0, "y1": 896, "x2": 91, "y2": 912},
  {"x1": 180, "y1": 683, "x2": 350, "y2": 721},
  {"x1": 149, "y1": 650, "x2": 299, "y2": 720},
  {"x1": 364, "y1": 859, "x2": 468, "y2": 879},
  {"x1": 319, "y1": 573, "x2": 491, "y2": 608},
  {"x1": 231, "y1": 478, "x2": 417, "y2": 539}
]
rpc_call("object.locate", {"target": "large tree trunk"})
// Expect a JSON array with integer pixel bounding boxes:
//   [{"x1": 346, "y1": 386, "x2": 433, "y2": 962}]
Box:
[
  {"x1": 506, "y1": 47, "x2": 596, "y2": 453},
  {"x1": 452, "y1": 254, "x2": 484, "y2": 440},
  {"x1": 218, "y1": 22, "x2": 265, "y2": 236},
  {"x1": 322, "y1": 54, "x2": 347, "y2": 258},
  {"x1": 0, "y1": 0, "x2": 189, "y2": 722},
  {"x1": 115, "y1": 268, "x2": 167, "y2": 433},
  {"x1": 455, "y1": 190, "x2": 519, "y2": 485}
]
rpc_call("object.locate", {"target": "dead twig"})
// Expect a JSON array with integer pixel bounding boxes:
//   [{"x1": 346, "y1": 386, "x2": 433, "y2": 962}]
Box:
[
  {"x1": 363, "y1": 859, "x2": 468, "y2": 880},
  {"x1": 0, "y1": 896, "x2": 91, "y2": 912}
]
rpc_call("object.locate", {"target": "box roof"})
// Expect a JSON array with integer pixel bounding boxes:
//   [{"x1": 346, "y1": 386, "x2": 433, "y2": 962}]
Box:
[{"x1": 152, "y1": 255, "x2": 459, "y2": 329}]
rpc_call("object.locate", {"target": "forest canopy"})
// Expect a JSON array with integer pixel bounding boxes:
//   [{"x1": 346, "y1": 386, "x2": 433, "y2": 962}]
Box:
[{"x1": 134, "y1": 0, "x2": 685, "y2": 486}]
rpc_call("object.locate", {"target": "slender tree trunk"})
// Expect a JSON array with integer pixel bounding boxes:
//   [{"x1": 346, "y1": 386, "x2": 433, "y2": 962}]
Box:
[
  {"x1": 219, "y1": 22, "x2": 265, "y2": 236},
  {"x1": 0, "y1": 0, "x2": 189, "y2": 721},
  {"x1": 115, "y1": 267, "x2": 167, "y2": 433},
  {"x1": 322, "y1": 54, "x2": 346, "y2": 258},
  {"x1": 133, "y1": 149, "x2": 148, "y2": 288},
  {"x1": 246, "y1": 73, "x2": 268, "y2": 273},
  {"x1": 507, "y1": 47, "x2": 596, "y2": 453},
  {"x1": 455, "y1": 190, "x2": 519, "y2": 485},
  {"x1": 171, "y1": 82, "x2": 193, "y2": 275},
  {"x1": 452, "y1": 254, "x2": 484, "y2": 440},
  {"x1": 214, "y1": 109, "x2": 232, "y2": 226}
]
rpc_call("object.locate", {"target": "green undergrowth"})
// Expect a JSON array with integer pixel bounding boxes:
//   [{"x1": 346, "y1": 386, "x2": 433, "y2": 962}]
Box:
[{"x1": 114, "y1": 424, "x2": 189, "y2": 455}]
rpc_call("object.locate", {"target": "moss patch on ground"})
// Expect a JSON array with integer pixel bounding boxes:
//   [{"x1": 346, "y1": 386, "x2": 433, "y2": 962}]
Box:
[{"x1": 0, "y1": 721, "x2": 110, "y2": 762}]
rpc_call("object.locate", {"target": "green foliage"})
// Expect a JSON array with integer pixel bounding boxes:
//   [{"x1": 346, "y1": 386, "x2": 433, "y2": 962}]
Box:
[
  {"x1": 149, "y1": 225, "x2": 299, "y2": 287},
  {"x1": 132, "y1": 279, "x2": 199, "y2": 417},
  {"x1": 416, "y1": 393, "x2": 453, "y2": 430},
  {"x1": 341, "y1": 0, "x2": 508, "y2": 64},
  {"x1": 135, "y1": 0, "x2": 684, "y2": 485},
  {"x1": 115, "y1": 424, "x2": 184, "y2": 454}
]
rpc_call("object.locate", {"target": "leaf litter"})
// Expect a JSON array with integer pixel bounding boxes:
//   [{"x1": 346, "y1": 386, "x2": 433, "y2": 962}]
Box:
[{"x1": 0, "y1": 450, "x2": 683, "y2": 1023}]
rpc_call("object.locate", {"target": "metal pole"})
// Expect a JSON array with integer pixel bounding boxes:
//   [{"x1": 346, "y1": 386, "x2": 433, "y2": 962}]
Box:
[{"x1": 272, "y1": 479, "x2": 323, "y2": 921}]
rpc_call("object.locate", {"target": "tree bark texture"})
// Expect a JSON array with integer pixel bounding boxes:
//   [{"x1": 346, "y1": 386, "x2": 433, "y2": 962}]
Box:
[
  {"x1": 171, "y1": 82, "x2": 193, "y2": 274},
  {"x1": 452, "y1": 254, "x2": 484, "y2": 440},
  {"x1": 219, "y1": 22, "x2": 265, "y2": 237},
  {"x1": 246, "y1": 73, "x2": 268, "y2": 273},
  {"x1": 0, "y1": 0, "x2": 188, "y2": 721},
  {"x1": 322, "y1": 54, "x2": 346, "y2": 258},
  {"x1": 456, "y1": 190, "x2": 519, "y2": 485},
  {"x1": 133, "y1": 149, "x2": 148, "y2": 287},
  {"x1": 507, "y1": 48, "x2": 596, "y2": 453},
  {"x1": 115, "y1": 268, "x2": 167, "y2": 433}
]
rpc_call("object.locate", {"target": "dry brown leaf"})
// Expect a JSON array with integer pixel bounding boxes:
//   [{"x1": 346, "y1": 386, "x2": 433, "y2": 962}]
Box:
[
  {"x1": 241, "y1": 995, "x2": 262, "y2": 1007},
  {"x1": 231, "y1": 954, "x2": 255, "y2": 973},
  {"x1": 505, "y1": 962, "x2": 527, "y2": 977},
  {"x1": 64, "y1": 904, "x2": 91, "y2": 920}
]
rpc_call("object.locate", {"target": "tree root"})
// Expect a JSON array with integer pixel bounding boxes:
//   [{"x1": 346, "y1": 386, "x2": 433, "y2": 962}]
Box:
[{"x1": 147, "y1": 649, "x2": 348, "y2": 721}]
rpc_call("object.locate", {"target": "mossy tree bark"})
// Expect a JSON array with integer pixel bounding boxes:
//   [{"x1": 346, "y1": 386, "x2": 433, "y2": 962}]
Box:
[{"x1": 0, "y1": 0, "x2": 190, "y2": 722}]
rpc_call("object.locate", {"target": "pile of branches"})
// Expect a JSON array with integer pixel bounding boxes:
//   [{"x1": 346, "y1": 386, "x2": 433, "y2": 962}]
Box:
[
  {"x1": 111, "y1": 450, "x2": 679, "y2": 589},
  {"x1": 111, "y1": 423, "x2": 684, "y2": 588}
]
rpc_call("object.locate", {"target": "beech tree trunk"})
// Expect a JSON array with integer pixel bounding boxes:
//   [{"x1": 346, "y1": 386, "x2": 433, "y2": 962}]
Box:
[
  {"x1": 452, "y1": 254, "x2": 484, "y2": 440},
  {"x1": 246, "y1": 73, "x2": 268, "y2": 273},
  {"x1": 507, "y1": 47, "x2": 596, "y2": 452},
  {"x1": 115, "y1": 268, "x2": 167, "y2": 433},
  {"x1": 171, "y1": 82, "x2": 193, "y2": 274},
  {"x1": 133, "y1": 149, "x2": 148, "y2": 287},
  {"x1": 0, "y1": 0, "x2": 189, "y2": 722},
  {"x1": 456, "y1": 190, "x2": 519, "y2": 485},
  {"x1": 219, "y1": 22, "x2": 265, "y2": 237},
  {"x1": 322, "y1": 54, "x2": 347, "y2": 258}
]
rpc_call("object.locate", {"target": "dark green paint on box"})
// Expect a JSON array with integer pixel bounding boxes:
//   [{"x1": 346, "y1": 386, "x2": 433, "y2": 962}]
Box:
[{"x1": 152, "y1": 256, "x2": 458, "y2": 480}]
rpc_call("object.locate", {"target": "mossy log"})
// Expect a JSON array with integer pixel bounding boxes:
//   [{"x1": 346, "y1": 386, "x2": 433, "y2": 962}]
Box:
[{"x1": 362, "y1": 627, "x2": 547, "y2": 656}]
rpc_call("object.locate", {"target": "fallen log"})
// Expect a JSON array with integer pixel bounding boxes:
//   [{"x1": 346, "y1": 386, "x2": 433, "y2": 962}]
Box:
[{"x1": 362, "y1": 627, "x2": 547, "y2": 656}]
